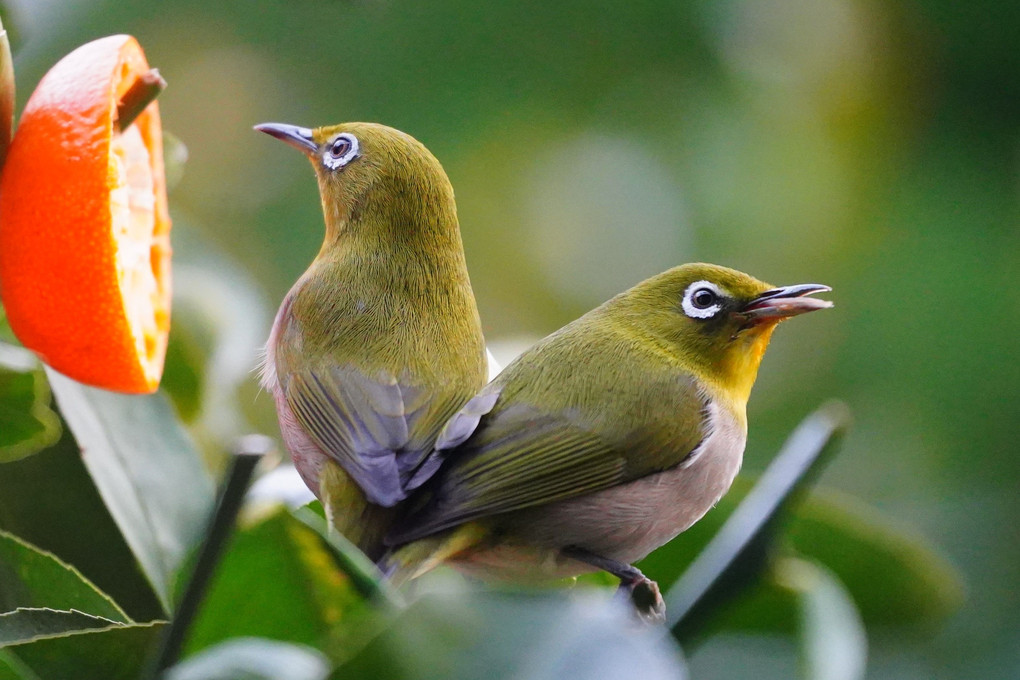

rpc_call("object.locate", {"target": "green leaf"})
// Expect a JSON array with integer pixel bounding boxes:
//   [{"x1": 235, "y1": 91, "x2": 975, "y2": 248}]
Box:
[
  {"x1": 0, "y1": 13, "x2": 13, "y2": 172},
  {"x1": 166, "y1": 638, "x2": 330, "y2": 680},
  {"x1": 785, "y1": 490, "x2": 964, "y2": 629},
  {"x1": 665, "y1": 402, "x2": 851, "y2": 641},
  {"x1": 678, "y1": 569, "x2": 800, "y2": 637},
  {"x1": 338, "y1": 585, "x2": 687, "y2": 680},
  {"x1": 0, "y1": 608, "x2": 123, "y2": 645},
  {"x1": 0, "y1": 310, "x2": 15, "y2": 345},
  {"x1": 45, "y1": 370, "x2": 216, "y2": 614},
  {"x1": 183, "y1": 507, "x2": 367, "y2": 656},
  {"x1": 0, "y1": 650, "x2": 41, "y2": 680},
  {"x1": 0, "y1": 345, "x2": 60, "y2": 463},
  {"x1": 3, "y1": 621, "x2": 164, "y2": 680},
  {"x1": 635, "y1": 420, "x2": 959, "y2": 643},
  {"x1": 0, "y1": 434, "x2": 163, "y2": 622},
  {"x1": 0, "y1": 530, "x2": 127, "y2": 622},
  {"x1": 775, "y1": 558, "x2": 867, "y2": 680},
  {"x1": 292, "y1": 506, "x2": 401, "y2": 607},
  {"x1": 162, "y1": 311, "x2": 210, "y2": 424},
  {"x1": 643, "y1": 483, "x2": 964, "y2": 639}
]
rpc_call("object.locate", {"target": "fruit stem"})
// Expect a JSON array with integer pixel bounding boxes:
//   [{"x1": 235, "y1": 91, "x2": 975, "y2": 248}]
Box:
[{"x1": 117, "y1": 68, "x2": 166, "y2": 132}]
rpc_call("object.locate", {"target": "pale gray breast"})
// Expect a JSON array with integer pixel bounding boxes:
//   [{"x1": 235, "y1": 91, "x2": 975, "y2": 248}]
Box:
[{"x1": 506, "y1": 400, "x2": 746, "y2": 565}]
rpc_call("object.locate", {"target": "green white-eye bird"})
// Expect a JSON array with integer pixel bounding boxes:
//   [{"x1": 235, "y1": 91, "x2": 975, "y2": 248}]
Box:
[
  {"x1": 256, "y1": 121, "x2": 488, "y2": 559},
  {"x1": 384, "y1": 263, "x2": 832, "y2": 621}
]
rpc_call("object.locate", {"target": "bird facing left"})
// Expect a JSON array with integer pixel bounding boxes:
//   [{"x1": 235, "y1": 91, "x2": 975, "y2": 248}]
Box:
[{"x1": 256, "y1": 121, "x2": 488, "y2": 559}]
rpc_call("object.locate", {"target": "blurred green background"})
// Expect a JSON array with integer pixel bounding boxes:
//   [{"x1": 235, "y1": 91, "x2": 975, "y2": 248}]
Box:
[{"x1": 4, "y1": 0, "x2": 1017, "y2": 677}]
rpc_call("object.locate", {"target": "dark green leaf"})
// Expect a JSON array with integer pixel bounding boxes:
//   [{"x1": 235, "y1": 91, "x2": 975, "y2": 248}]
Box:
[
  {"x1": 162, "y1": 318, "x2": 208, "y2": 424},
  {"x1": 785, "y1": 490, "x2": 963, "y2": 628},
  {"x1": 641, "y1": 482, "x2": 964, "y2": 638},
  {"x1": 666, "y1": 402, "x2": 850, "y2": 641},
  {"x1": 0, "y1": 345, "x2": 60, "y2": 463},
  {"x1": 776, "y1": 557, "x2": 867, "y2": 680},
  {"x1": 0, "y1": 13, "x2": 13, "y2": 171},
  {"x1": 46, "y1": 370, "x2": 215, "y2": 614},
  {"x1": 0, "y1": 608, "x2": 122, "y2": 645},
  {"x1": 0, "y1": 530, "x2": 127, "y2": 621},
  {"x1": 641, "y1": 399, "x2": 958, "y2": 643},
  {"x1": 3, "y1": 621, "x2": 164, "y2": 680},
  {"x1": 0, "y1": 434, "x2": 163, "y2": 621},
  {"x1": 676, "y1": 570, "x2": 800, "y2": 637},
  {"x1": 338, "y1": 585, "x2": 687, "y2": 680},
  {"x1": 184, "y1": 507, "x2": 366, "y2": 656},
  {"x1": 166, "y1": 638, "x2": 330, "y2": 680}
]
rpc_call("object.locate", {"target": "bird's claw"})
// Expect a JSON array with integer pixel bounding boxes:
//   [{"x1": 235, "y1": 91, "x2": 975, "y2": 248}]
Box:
[{"x1": 618, "y1": 576, "x2": 666, "y2": 625}]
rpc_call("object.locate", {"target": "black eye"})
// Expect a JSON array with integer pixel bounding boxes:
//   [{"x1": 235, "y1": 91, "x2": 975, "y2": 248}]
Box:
[
  {"x1": 682, "y1": 280, "x2": 725, "y2": 319},
  {"x1": 322, "y1": 133, "x2": 360, "y2": 170},
  {"x1": 691, "y1": 288, "x2": 717, "y2": 309},
  {"x1": 330, "y1": 137, "x2": 351, "y2": 158}
]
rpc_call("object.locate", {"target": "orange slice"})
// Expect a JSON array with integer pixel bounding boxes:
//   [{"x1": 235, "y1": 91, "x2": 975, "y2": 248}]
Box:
[{"x1": 0, "y1": 34, "x2": 171, "y2": 393}]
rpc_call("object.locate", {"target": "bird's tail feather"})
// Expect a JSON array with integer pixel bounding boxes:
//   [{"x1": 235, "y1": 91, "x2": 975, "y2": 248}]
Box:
[
  {"x1": 378, "y1": 523, "x2": 487, "y2": 587},
  {"x1": 320, "y1": 459, "x2": 397, "y2": 562}
]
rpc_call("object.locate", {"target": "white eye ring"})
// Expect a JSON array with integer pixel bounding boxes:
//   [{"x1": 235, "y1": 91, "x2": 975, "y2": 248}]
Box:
[
  {"x1": 682, "y1": 280, "x2": 725, "y2": 319},
  {"x1": 322, "y1": 133, "x2": 359, "y2": 170}
]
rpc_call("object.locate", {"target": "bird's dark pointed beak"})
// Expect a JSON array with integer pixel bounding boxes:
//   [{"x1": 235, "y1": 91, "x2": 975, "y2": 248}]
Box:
[
  {"x1": 742, "y1": 283, "x2": 833, "y2": 322},
  {"x1": 254, "y1": 122, "x2": 318, "y2": 154}
]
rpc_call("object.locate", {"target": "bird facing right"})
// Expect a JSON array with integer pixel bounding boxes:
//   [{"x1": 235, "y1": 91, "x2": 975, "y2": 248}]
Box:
[{"x1": 384, "y1": 263, "x2": 832, "y2": 621}]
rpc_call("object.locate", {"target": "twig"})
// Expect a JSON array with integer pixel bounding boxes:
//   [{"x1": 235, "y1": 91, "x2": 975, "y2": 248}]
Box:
[{"x1": 117, "y1": 68, "x2": 166, "y2": 132}]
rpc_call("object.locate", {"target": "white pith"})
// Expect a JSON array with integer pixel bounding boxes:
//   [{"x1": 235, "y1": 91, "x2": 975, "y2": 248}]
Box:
[{"x1": 109, "y1": 124, "x2": 160, "y2": 378}]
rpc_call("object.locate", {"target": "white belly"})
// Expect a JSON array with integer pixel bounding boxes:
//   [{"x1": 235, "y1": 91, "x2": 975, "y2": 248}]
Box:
[{"x1": 450, "y1": 401, "x2": 746, "y2": 580}]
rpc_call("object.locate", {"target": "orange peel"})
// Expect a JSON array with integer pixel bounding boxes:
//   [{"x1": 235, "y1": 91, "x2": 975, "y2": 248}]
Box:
[{"x1": 0, "y1": 34, "x2": 171, "y2": 393}]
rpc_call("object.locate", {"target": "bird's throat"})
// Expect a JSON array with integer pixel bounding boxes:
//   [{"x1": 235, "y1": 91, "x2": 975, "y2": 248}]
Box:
[{"x1": 716, "y1": 324, "x2": 776, "y2": 421}]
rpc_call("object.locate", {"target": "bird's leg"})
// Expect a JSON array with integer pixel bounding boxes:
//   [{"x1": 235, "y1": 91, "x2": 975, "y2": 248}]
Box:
[{"x1": 562, "y1": 546, "x2": 666, "y2": 624}]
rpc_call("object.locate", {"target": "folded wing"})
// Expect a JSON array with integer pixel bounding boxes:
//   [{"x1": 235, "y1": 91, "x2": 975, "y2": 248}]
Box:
[{"x1": 285, "y1": 365, "x2": 465, "y2": 506}]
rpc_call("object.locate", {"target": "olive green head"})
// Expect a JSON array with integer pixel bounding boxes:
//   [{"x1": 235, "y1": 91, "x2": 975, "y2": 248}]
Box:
[
  {"x1": 608, "y1": 263, "x2": 832, "y2": 405},
  {"x1": 255, "y1": 121, "x2": 457, "y2": 244}
]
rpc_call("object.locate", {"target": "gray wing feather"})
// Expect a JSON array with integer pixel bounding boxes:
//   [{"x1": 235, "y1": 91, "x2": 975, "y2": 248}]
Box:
[
  {"x1": 286, "y1": 366, "x2": 454, "y2": 507},
  {"x1": 405, "y1": 386, "x2": 502, "y2": 491}
]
